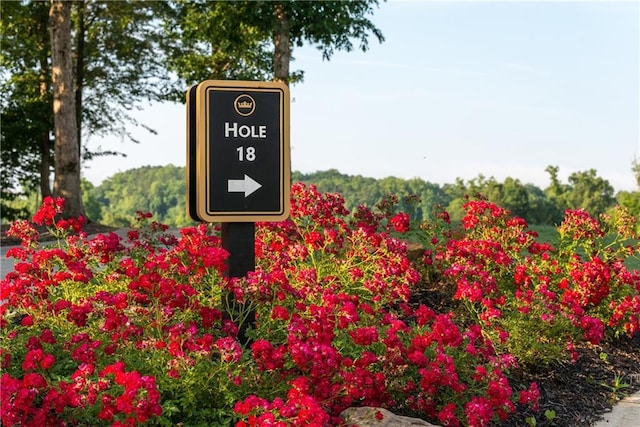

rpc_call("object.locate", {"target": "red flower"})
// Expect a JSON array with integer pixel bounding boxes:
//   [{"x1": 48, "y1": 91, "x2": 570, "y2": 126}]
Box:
[
  {"x1": 390, "y1": 212, "x2": 410, "y2": 233},
  {"x1": 32, "y1": 196, "x2": 65, "y2": 226},
  {"x1": 437, "y1": 402, "x2": 460, "y2": 426},
  {"x1": 349, "y1": 326, "x2": 379, "y2": 346},
  {"x1": 518, "y1": 382, "x2": 540, "y2": 411},
  {"x1": 40, "y1": 354, "x2": 56, "y2": 370}
]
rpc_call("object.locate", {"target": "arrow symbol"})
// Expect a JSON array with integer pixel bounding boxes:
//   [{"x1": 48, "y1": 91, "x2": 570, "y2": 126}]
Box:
[{"x1": 227, "y1": 174, "x2": 262, "y2": 197}]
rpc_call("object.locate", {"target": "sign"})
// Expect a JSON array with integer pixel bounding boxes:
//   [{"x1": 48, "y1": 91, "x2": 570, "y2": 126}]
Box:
[{"x1": 187, "y1": 80, "x2": 290, "y2": 222}]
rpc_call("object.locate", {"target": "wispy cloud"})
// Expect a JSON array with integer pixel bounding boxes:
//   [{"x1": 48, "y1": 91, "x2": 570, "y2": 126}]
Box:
[
  {"x1": 344, "y1": 58, "x2": 484, "y2": 76},
  {"x1": 504, "y1": 62, "x2": 545, "y2": 75},
  {"x1": 296, "y1": 53, "x2": 484, "y2": 76},
  {"x1": 295, "y1": 53, "x2": 416, "y2": 70}
]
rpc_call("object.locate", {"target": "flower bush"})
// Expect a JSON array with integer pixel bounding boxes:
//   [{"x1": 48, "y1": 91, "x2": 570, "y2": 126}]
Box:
[
  {"x1": 420, "y1": 197, "x2": 640, "y2": 366},
  {"x1": 1, "y1": 186, "x2": 638, "y2": 426}
]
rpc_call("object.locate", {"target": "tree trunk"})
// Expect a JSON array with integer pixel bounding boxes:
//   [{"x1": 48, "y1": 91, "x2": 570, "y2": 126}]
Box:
[
  {"x1": 74, "y1": 0, "x2": 85, "y2": 162},
  {"x1": 50, "y1": 0, "x2": 84, "y2": 218},
  {"x1": 273, "y1": 3, "x2": 291, "y2": 84},
  {"x1": 38, "y1": 2, "x2": 52, "y2": 199},
  {"x1": 38, "y1": 111, "x2": 52, "y2": 199}
]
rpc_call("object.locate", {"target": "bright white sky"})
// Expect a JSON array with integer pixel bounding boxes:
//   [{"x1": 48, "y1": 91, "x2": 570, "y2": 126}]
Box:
[{"x1": 84, "y1": 0, "x2": 640, "y2": 192}]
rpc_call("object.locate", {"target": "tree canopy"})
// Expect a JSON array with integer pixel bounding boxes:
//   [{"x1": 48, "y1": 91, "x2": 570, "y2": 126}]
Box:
[
  {"x1": 162, "y1": 0, "x2": 384, "y2": 95},
  {"x1": 1, "y1": 0, "x2": 172, "y2": 218},
  {"x1": 1, "y1": 1, "x2": 53, "y2": 217},
  {"x1": 2, "y1": 0, "x2": 385, "y2": 219}
]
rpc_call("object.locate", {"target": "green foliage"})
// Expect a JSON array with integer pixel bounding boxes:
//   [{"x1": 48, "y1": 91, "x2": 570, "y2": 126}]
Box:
[
  {"x1": 600, "y1": 374, "x2": 631, "y2": 403},
  {"x1": 616, "y1": 191, "x2": 640, "y2": 234},
  {"x1": 0, "y1": 0, "x2": 53, "y2": 218},
  {"x1": 161, "y1": 0, "x2": 384, "y2": 92},
  {"x1": 292, "y1": 169, "x2": 450, "y2": 222},
  {"x1": 565, "y1": 169, "x2": 616, "y2": 217},
  {"x1": 632, "y1": 156, "x2": 640, "y2": 190},
  {"x1": 261, "y1": 0, "x2": 385, "y2": 73},
  {"x1": 81, "y1": 179, "x2": 102, "y2": 223},
  {"x1": 0, "y1": 187, "x2": 40, "y2": 224},
  {"x1": 73, "y1": 1, "x2": 172, "y2": 147},
  {"x1": 89, "y1": 165, "x2": 196, "y2": 228},
  {"x1": 545, "y1": 166, "x2": 617, "y2": 219},
  {"x1": 83, "y1": 166, "x2": 639, "y2": 232},
  {"x1": 160, "y1": 1, "x2": 273, "y2": 98},
  {"x1": 1, "y1": 0, "x2": 175, "y2": 212}
]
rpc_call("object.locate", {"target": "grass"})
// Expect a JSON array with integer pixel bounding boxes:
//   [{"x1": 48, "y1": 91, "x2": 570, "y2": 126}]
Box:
[
  {"x1": 530, "y1": 224, "x2": 640, "y2": 272},
  {"x1": 530, "y1": 224, "x2": 558, "y2": 244}
]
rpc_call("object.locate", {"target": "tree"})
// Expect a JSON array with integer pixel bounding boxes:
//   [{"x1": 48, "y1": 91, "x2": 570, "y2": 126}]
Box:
[
  {"x1": 88, "y1": 165, "x2": 193, "y2": 228},
  {"x1": 163, "y1": 0, "x2": 385, "y2": 89},
  {"x1": 251, "y1": 1, "x2": 385, "y2": 84},
  {"x1": 50, "y1": 0, "x2": 83, "y2": 217},
  {"x1": 544, "y1": 165, "x2": 569, "y2": 213},
  {"x1": 1, "y1": 1, "x2": 53, "y2": 219},
  {"x1": 615, "y1": 158, "x2": 640, "y2": 231},
  {"x1": 160, "y1": 1, "x2": 272, "y2": 100},
  {"x1": 524, "y1": 184, "x2": 563, "y2": 226},
  {"x1": 482, "y1": 177, "x2": 531, "y2": 221},
  {"x1": 568, "y1": 169, "x2": 615, "y2": 217},
  {"x1": 2, "y1": 1, "x2": 172, "y2": 219},
  {"x1": 544, "y1": 165, "x2": 618, "y2": 220},
  {"x1": 562, "y1": 169, "x2": 615, "y2": 218},
  {"x1": 72, "y1": 1, "x2": 171, "y2": 153}
]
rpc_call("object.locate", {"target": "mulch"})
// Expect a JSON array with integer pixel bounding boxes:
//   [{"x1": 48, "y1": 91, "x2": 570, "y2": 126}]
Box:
[
  {"x1": 2, "y1": 224, "x2": 639, "y2": 426},
  {"x1": 504, "y1": 334, "x2": 640, "y2": 426},
  {"x1": 410, "y1": 280, "x2": 640, "y2": 426}
]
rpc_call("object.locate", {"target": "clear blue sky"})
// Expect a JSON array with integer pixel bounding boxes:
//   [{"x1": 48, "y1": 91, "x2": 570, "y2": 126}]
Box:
[{"x1": 84, "y1": 0, "x2": 640, "y2": 192}]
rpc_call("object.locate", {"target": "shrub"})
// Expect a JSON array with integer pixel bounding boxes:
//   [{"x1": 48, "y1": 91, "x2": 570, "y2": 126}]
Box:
[{"x1": 2, "y1": 188, "x2": 638, "y2": 426}]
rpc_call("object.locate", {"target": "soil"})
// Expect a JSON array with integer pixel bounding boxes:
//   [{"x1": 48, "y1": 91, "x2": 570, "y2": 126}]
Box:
[{"x1": 2, "y1": 225, "x2": 639, "y2": 426}]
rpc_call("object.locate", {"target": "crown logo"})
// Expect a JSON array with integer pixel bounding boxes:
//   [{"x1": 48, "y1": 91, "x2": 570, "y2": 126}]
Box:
[{"x1": 234, "y1": 94, "x2": 256, "y2": 116}]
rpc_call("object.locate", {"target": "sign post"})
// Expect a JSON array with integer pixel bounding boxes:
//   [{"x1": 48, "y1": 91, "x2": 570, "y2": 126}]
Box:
[{"x1": 187, "y1": 80, "x2": 290, "y2": 345}]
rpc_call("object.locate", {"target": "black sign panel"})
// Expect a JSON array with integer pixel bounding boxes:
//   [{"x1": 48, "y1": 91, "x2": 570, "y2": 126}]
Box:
[{"x1": 187, "y1": 80, "x2": 290, "y2": 222}]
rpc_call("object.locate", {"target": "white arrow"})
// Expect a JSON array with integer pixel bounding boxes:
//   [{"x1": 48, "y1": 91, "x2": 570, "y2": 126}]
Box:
[{"x1": 227, "y1": 174, "x2": 262, "y2": 197}]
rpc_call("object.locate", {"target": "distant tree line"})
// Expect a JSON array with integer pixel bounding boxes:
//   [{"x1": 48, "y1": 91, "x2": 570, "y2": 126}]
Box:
[
  {"x1": 292, "y1": 166, "x2": 638, "y2": 227},
  {"x1": 30, "y1": 163, "x2": 630, "y2": 230}
]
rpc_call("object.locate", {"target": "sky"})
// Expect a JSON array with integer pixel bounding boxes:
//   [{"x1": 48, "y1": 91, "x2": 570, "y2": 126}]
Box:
[{"x1": 84, "y1": 0, "x2": 640, "y2": 193}]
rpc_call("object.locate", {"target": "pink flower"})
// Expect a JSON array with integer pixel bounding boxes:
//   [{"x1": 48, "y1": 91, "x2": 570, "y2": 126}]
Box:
[{"x1": 215, "y1": 337, "x2": 242, "y2": 363}]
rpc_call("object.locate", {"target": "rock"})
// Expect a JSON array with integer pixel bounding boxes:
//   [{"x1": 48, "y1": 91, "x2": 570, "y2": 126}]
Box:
[{"x1": 340, "y1": 407, "x2": 439, "y2": 427}]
